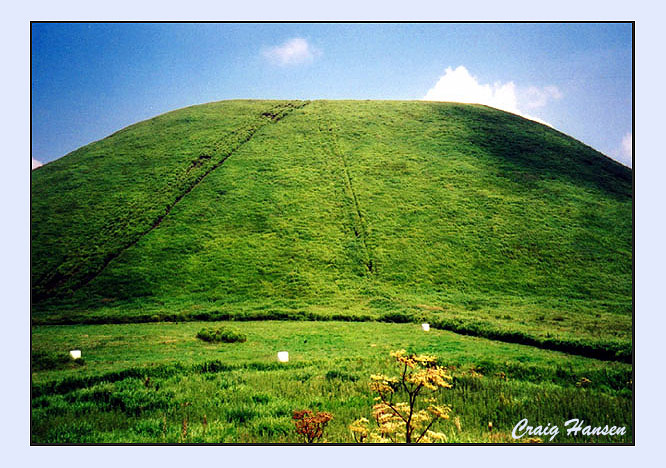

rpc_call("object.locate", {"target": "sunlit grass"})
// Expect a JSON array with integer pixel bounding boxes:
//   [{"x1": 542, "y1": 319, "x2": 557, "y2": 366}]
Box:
[{"x1": 31, "y1": 321, "x2": 632, "y2": 443}]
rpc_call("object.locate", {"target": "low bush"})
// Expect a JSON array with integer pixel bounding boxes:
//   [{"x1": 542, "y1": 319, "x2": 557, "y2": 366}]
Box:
[
  {"x1": 292, "y1": 409, "x2": 333, "y2": 443},
  {"x1": 378, "y1": 311, "x2": 414, "y2": 324},
  {"x1": 196, "y1": 327, "x2": 247, "y2": 344},
  {"x1": 32, "y1": 351, "x2": 85, "y2": 371}
]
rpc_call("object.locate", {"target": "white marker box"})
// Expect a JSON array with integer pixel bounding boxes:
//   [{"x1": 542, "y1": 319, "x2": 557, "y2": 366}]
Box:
[
  {"x1": 421, "y1": 323, "x2": 430, "y2": 332},
  {"x1": 69, "y1": 350, "x2": 82, "y2": 359},
  {"x1": 277, "y1": 351, "x2": 289, "y2": 362}
]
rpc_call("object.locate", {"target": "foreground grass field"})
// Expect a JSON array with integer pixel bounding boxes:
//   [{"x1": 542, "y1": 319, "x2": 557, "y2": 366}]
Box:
[{"x1": 31, "y1": 321, "x2": 632, "y2": 443}]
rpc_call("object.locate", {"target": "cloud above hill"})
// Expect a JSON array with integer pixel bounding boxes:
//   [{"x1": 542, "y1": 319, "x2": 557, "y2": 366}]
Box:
[
  {"x1": 32, "y1": 158, "x2": 43, "y2": 170},
  {"x1": 423, "y1": 66, "x2": 561, "y2": 126},
  {"x1": 263, "y1": 37, "x2": 320, "y2": 66},
  {"x1": 524, "y1": 85, "x2": 563, "y2": 109},
  {"x1": 613, "y1": 132, "x2": 632, "y2": 167}
]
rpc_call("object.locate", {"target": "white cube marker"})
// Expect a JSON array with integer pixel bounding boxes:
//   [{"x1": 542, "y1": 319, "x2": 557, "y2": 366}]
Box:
[
  {"x1": 277, "y1": 351, "x2": 289, "y2": 362},
  {"x1": 421, "y1": 323, "x2": 430, "y2": 332},
  {"x1": 69, "y1": 350, "x2": 82, "y2": 359}
]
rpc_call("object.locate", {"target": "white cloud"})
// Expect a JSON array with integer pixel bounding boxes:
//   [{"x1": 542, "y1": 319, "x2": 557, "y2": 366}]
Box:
[
  {"x1": 423, "y1": 66, "x2": 559, "y2": 126},
  {"x1": 615, "y1": 132, "x2": 633, "y2": 167},
  {"x1": 32, "y1": 158, "x2": 42, "y2": 170},
  {"x1": 263, "y1": 37, "x2": 320, "y2": 66},
  {"x1": 524, "y1": 85, "x2": 563, "y2": 109}
]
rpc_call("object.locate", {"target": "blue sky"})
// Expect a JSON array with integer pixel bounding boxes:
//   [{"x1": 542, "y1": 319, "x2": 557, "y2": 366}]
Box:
[{"x1": 31, "y1": 22, "x2": 633, "y2": 168}]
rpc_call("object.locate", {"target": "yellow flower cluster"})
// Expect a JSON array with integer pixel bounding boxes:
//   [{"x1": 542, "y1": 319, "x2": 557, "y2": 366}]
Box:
[
  {"x1": 390, "y1": 349, "x2": 439, "y2": 368},
  {"x1": 420, "y1": 430, "x2": 448, "y2": 443},
  {"x1": 349, "y1": 417, "x2": 369, "y2": 443},
  {"x1": 406, "y1": 367, "x2": 453, "y2": 390},
  {"x1": 427, "y1": 404, "x2": 452, "y2": 420},
  {"x1": 371, "y1": 402, "x2": 408, "y2": 442},
  {"x1": 350, "y1": 350, "x2": 455, "y2": 443},
  {"x1": 369, "y1": 374, "x2": 398, "y2": 394}
]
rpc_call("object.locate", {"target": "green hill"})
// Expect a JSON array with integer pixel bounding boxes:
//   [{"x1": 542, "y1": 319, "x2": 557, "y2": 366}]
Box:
[{"x1": 31, "y1": 100, "x2": 632, "y2": 359}]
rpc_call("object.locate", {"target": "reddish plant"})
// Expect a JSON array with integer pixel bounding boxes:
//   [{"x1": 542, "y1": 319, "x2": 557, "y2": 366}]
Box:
[{"x1": 292, "y1": 409, "x2": 333, "y2": 443}]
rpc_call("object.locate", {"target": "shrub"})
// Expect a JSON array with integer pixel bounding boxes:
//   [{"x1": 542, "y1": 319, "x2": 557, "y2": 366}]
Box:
[
  {"x1": 350, "y1": 350, "x2": 453, "y2": 443},
  {"x1": 292, "y1": 409, "x2": 333, "y2": 443},
  {"x1": 378, "y1": 311, "x2": 413, "y2": 323},
  {"x1": 32, "y1": 351, "x2": 85, "y2": 371},
  {"x1": 196, "y1": 327, "x2": 247, "y2": 343}
]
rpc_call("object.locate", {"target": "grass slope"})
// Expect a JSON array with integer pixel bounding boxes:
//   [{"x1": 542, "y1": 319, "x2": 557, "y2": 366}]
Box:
[
  {"x1": 32, "y1": 100, "x2": 632, "y2": 360},
  {"x1": 31, "y1": 100, "x2": 305, "y2": 300}
]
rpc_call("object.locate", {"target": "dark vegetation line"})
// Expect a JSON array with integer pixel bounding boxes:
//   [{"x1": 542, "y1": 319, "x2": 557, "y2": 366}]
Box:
[
  {"x1": 32, "y1": 310, "x2": 631, "y2": 364},
  {"x1": 341, "y1": 152, "x2": 375, "y2": 273},
  {"x1": 37, "y1": 102, "x2": 309, "y2": 300},
  {"x1": 427, "y1": 318, "x2": 631, "y2": 364},
  {"x1": 322, "y1": 122, "x2": 375, "y2": 274},
  {"x1": 32, "y1": 359, "x2": 312, "y2": 399}
]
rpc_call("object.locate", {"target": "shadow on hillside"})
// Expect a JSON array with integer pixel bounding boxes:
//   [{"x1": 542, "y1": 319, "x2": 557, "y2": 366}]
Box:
[{"x1": 441, "y1": 105, "x2": 632, "y2": 199}]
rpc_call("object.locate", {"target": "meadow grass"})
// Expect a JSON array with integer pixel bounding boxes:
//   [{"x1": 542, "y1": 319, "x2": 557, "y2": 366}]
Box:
[{"x1": 31, "y1": 321, "x2": 632, "y2": 444}]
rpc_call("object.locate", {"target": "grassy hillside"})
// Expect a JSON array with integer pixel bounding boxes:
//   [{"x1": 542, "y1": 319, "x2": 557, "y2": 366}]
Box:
[
  {"x1": 31, "y1": 100, "x2": 305, "y2": 301},
  {"x1": 31, "y1": 100, "x2": 632, "y2": 360}
]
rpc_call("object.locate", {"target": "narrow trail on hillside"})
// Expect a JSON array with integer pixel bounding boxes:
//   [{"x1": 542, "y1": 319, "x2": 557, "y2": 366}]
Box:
[
  {"x1": 319, "y1": 121, "x2": 376, "y2": 275},
  {"x1": 41, "y1": 102, "x2": 310, "y2": 299}
]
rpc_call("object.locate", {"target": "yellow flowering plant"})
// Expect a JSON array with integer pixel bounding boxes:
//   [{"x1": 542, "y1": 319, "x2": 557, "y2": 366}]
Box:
[{"x1": 350, "y1": 350, "x2": 453, "y2": 443}]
